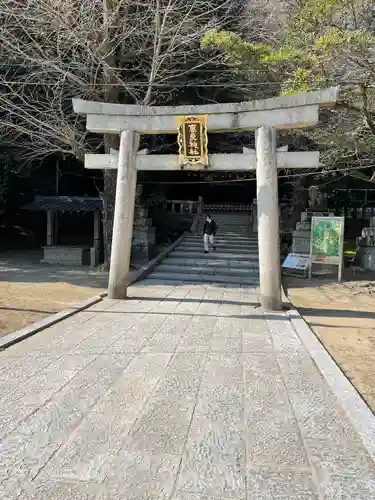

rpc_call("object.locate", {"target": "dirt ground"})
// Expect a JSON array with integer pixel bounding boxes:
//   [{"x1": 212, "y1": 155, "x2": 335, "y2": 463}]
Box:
[
  {"x1": 284, "y1": 269, "x2": 375, "y2": 413},
  {"x1": 0, "y1": 250, "x2": 108, "y2": 337}
]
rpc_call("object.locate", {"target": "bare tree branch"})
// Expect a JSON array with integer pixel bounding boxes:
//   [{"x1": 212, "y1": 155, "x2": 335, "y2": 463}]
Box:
[{"x1": 0, "y1": 0, "x2": 240, "y2": 160}]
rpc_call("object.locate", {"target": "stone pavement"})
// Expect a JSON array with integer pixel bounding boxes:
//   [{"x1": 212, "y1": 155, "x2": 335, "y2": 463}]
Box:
[
  {"x1": 0, "y1": 280, "x2": 374, "y2": 500},
  {"x1": 285, "y1": 275, "x2": 375, "y2": 413}
]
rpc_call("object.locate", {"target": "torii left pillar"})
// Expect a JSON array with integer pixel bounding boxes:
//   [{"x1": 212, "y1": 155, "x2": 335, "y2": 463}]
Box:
[
  {"x1": 256, "y1": 126, "x2": 282, "y2": 311},
  {"x1": 108, "y1": 131, "x2": 139, "y2": 299}
]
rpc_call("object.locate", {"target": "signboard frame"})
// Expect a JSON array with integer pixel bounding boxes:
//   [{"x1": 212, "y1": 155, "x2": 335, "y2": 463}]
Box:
[
  {"x1": 177, "y1": 115, "x2": 208, "y2": 166},
  {"x1": 309, "y1": 216, "x2": 345, "y2": 281}
]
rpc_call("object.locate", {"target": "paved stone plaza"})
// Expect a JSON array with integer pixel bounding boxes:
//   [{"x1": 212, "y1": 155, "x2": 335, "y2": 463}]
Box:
[{"x1": 0, "y1": 280, "x2": 375, "y2": 500}]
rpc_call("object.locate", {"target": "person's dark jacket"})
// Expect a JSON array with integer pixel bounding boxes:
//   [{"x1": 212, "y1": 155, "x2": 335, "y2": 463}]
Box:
[{"x1": 203, "y1": 220, "x2": 217, "y2": 236}]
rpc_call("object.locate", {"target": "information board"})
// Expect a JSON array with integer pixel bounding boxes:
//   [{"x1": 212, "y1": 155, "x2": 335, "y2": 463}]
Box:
[
  {"x1": 309, "y1": 216, "x2": 345, "y2": 281},
  {"x1": 282, "y1": 253, "x2": 310, "y2": 270},
  {"x1": 282, "y1": 253, "x2": 310, "y2": 278}
]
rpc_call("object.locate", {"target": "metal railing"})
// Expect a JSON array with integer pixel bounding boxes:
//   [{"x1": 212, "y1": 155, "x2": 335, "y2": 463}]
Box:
[
  {"x1": 157, "y1": 200, "x2": 252, "y2": 215},
  {"x1": 203, "y1": 203, "x2": 251, "y2": 213},
  {"x1": 156, "y1": 200, "x2": 198, "y2": 214}
]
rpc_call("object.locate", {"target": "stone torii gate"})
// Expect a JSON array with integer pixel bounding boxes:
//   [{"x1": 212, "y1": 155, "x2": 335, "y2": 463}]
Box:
[{"x1": 73, "y1": 87, "x2": 338, "y2": 310}]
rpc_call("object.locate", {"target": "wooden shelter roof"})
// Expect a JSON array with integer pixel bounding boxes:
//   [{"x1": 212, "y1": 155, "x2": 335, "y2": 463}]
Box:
[{"x1": 26, "y1": 196, "x2": 102, "y2": 213}]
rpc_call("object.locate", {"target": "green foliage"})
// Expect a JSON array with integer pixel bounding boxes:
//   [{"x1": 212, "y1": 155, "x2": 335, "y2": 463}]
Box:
[
  {"x1": 316, "y1": 27, "x2": 375, "y2": 52},
  {"x1": 281, "y1": 1, "x2": 375, "y2": 93},
  {"x1": 201, "y1": 29, "x2": 270, "y2": 60},
  {"x1": 201, "y1": 29, "x2": 271, "y2": 77},
  {"x1": 281, "y1": 69, "x2": 313, "y2": 95},
  {"x1": 293, "y1": 0, "x2": 341, "y2": 34},
  {"x1": 202, "y1": 0, "x2": 375, "y2": 94},
  {"x1": 260, "y1": 46, "x2": 304, "y2": 65},
  {"x1": 201, "y1": 0, "x2": 375, "y2": 177}
]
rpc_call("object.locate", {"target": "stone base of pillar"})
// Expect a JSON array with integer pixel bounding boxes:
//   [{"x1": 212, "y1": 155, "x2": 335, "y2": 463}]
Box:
[
  {"x1": 109, "y1": 283, "x2": 127, "y2": 300},
  {"x1": 260, "y1": 295, "x2": 282, "y2": 312}
]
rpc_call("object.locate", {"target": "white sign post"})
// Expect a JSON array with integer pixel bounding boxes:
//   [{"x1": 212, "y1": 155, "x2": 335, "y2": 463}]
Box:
[{"x1": 309, "y1": 216, "x2": 345, "y2": 282}]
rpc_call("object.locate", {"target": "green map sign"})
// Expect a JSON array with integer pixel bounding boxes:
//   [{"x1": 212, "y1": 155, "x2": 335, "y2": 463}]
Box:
[{"x1": 309, "y1": 216, "x2": 345, "y2": 281}]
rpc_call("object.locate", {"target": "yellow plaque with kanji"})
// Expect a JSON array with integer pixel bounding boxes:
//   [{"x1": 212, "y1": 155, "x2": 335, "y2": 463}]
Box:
[{"x1": 177, "y1": 115, "x2": 208, "y2": 165}]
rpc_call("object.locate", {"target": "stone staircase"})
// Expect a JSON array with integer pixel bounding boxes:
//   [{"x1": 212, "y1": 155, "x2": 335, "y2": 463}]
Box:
[{"x1": 147, "y1": 213, "x2": 260, "y2": 285}]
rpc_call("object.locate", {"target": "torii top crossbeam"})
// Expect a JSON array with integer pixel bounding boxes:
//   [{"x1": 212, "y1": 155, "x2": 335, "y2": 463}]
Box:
[{"x1": 73, "y1": 87, "x2": 339, "y2": 134}]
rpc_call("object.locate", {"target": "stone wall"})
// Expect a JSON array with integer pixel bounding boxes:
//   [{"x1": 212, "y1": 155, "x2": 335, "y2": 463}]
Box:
[
  {"x1": 131, "y1": 205, "x2": 156, "y2": 265},
  {"x1": 41, "y1": 246, "x2": 91, "y2": 266}
]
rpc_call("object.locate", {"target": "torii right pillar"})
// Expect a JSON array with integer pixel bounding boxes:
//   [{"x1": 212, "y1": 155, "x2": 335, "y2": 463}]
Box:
[{"x1": 256, "y1": 126, "x2": 282, "y2": 311}]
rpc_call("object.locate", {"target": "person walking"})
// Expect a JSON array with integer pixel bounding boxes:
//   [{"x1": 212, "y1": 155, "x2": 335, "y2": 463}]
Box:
[{"x1": 203, "y1": 214, "x2": 217, "y2": 254}]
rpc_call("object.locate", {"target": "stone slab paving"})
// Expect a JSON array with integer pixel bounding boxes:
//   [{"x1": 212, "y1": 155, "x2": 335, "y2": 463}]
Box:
[{"x1": 0, "y1": 281, "x2": 374, "y2": 500}]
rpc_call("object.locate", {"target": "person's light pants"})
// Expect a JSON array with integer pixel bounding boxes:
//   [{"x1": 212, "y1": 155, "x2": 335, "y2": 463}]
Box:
[{"x1": 204, "y1": 233, "x2": 215, "y2": 251}]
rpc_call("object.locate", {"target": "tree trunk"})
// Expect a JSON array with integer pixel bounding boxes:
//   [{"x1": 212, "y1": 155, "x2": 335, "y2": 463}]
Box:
[
  {"x1": 100, "y1": 133, "x2": 120, "y2": 265},
  {"x1": 99, "y1": 0, "x2": 120, "y2": 266},
  {"x1": 101, "y1": 169, "x2": 117, "y2": 265}
]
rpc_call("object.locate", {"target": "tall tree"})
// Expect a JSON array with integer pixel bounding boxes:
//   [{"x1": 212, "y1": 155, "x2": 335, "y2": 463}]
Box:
[
  {"x1": 0, "y1": 0, "x2": 242, "y2": 261},
  {"x1": 202, "y1": 0, "x2": 375, "y2": 178}
]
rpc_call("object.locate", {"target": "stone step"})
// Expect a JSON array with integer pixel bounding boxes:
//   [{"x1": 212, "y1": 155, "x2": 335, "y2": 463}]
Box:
[
  {"x1": 156, "y1": 264, "x2": 259, "y2": 279},
  {"x1": 185, "y1": 235, "x2": 258, "y2": 242},
  {"x1": 172, "y1": 250, "x2": 259, "y2": 261},
  {"x1": 213, "y1": 226, "x2": 251, "y2": 229},
  {"x1": 157, "y1": 264, "x2": 259, "y2": 277},
  {"x1": 201, "y1": 219, "x2": 250, "y2": 224},
  {"x1": 214, "y1": 223, "x2": 250, "y2": 227},
  {"x1": 207, "y1": 215, "x2": 249, "y2": 218},
  {"x1": 212, "y1": 228, "x2": 250, "y2": 232},
  {"x1": 205, "y1": 215, "x2": 249, "y2": 217},
  {"x1": 164, "y1": 257, "x2": 259, "y2": 269},
  {"x1": 179, "y1": 247, "x2": 258, "y2": 256},
  {"x1": 187, "y1": 233, "x2": 256, "y2": 238},
  {"x1": 210, "y1": 226, "x2": 250, "y2": 230},
  {"x1": 176, "y1": 244, "x2": 258, "y2": 253},
  {"x1": 214, "y1": 229, "x2": 251, "y2": 233},
  {"x1": 213, "y1": 219, "x2": 250, "y2": 222},
  {"x1": 182, "y1": 242, "x2": 258, "y2": 250},
  {"x1": 211, "y1": 233, "x2": 251, "y2": 237},
  {"x1": 187, "y1": 240, "x2": 255, "y2": 244},
  {"x1": 148, "y1": 271, "x2": 259, "y2": 285},
  {"x1": 184, "y1": 243, "x2": 257, "y2": 249},
  {"x1": 185, "y1": 236, "x2": 257, "y2": 242},
  {"x1": 212, "y1": 224, "x2": 250, "y2": 232},
  {"x1": 213, "y1": 220, "x2": 250, "y2": 224}
]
